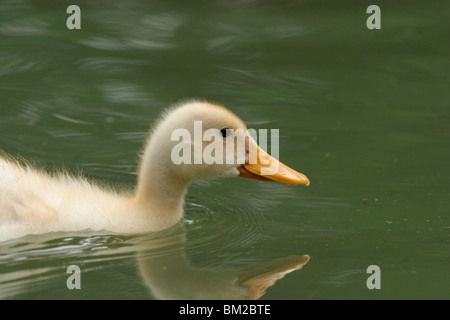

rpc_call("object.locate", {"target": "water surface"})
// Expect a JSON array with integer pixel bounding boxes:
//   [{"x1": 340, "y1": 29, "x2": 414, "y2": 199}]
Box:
[{"x1": 0, "y1": 0, "x2": 448, "y2": 299}]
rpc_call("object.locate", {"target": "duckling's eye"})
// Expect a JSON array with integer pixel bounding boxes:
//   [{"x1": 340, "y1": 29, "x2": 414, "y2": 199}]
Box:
[{"x1": 220, "y1": 127, "x2": 231, "y2": 138}]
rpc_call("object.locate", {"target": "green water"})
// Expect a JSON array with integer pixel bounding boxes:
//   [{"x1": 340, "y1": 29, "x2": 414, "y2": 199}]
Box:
[{"x1": 0, "y1": 0, "x2": 448, "y2": 300}]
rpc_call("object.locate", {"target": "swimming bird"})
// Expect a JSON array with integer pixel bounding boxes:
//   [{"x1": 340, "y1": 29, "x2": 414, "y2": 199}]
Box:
[{"x1": 0, "y1": 100, "x2": 309, "y2": 241}]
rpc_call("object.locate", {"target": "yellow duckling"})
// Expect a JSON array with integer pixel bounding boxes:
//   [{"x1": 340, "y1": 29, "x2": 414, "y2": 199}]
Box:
[{"x1": 0, "y1": 101, "x2": 309, "y2": 241}]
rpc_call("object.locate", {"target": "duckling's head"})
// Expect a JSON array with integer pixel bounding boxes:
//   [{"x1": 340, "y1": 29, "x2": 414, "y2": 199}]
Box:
[{"x1": 139, "y1": 100, "x2": 309, "y2": 188}]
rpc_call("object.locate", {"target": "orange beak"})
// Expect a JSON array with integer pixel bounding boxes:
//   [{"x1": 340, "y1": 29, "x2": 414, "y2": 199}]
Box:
[{"x1": 238, "y1": 138, "x2": 310, "y2": 186}]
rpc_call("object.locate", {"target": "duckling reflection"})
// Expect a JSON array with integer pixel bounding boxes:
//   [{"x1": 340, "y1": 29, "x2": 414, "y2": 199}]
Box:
[
  {"x1": 134, "y1": 224, "x2": 310, "y2": 300},
  {"x1": 0, "y1": 225, "x2": 309, "y2": 299}
]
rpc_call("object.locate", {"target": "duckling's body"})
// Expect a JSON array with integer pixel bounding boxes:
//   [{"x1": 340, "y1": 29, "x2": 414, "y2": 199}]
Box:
[
  {"x1": 0, "y1": 101, "x2": 309, "y2": 242},
  {"x1": 0, "y1": 158, "x2": 135, "y2": 241}
]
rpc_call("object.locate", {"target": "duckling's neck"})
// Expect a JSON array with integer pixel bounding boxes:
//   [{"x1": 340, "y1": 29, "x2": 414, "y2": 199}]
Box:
[{"x1": 132, "y1": 152, "x2": 190, "y2": 232}]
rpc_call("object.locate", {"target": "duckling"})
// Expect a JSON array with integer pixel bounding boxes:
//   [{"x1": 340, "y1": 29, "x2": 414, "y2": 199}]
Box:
[{"x1": 0, "y1": 100, "x2": 309, "y2": 241}]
